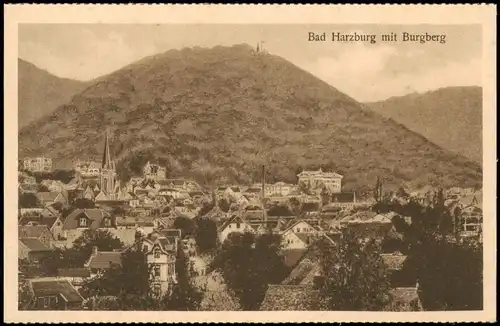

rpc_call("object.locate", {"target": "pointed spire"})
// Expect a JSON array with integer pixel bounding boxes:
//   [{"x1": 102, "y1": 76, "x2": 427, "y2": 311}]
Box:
[{"x1": 102, "y1": 129, "x2": 112, "y2": 169}]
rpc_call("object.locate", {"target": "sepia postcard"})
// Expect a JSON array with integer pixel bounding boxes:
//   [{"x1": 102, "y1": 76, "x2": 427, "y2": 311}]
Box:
[{"x1": 4, "y1": 4, "x2": 497, "y2": 323}]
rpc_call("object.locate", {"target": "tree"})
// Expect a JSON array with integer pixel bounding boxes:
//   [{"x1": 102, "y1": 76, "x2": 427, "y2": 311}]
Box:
[
  {"x1": 81, "y1": 244, "x2": 203, "y2": 311},
  {"x1": 161, "y1": 247, "x2": 203, "y2": 310},
  {"x1": 209, "y1": 232, "x2": 289, "y2": 310},
  {"x1": 33, "y1": 170, "x2": 76, "y2": 184},
  {"x1": 80, "y1": 250, "x2": 150, "y2": 300},
  {"x1": 173, "y1": 216, "x2": 197, "y2": 238},
  {"x1": 288, "y1": 197, "x2": 301, "y2": 216},
  {"x1": 69, "y1": 229, "x2": 125, "y2": 268},
  {"x1": 374, "y1": 194, "x2": 483, "y2": 310},
  {"x1": 314, "y1": 229, "x2": 391, "y2": 310},
  {"x1": 195, "y1": 218, "x2": 218, "y2": 254},
  {"x1": 18, "y1": 192, "x2": 40, "y2": 208},
  {"x1": 18, "y1": 279, "x2": 34, "y2": 310},
  {"x1": 320, "y1": 186, "x2": 331, "y2": 205}
]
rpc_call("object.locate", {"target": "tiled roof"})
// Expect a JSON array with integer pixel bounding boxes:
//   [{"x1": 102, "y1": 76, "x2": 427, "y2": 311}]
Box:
[
  {"x1": 42, "y1": 217, "x2": 60, "y2": 229},
  {"x1": 36, "y1": 191, "x2": 62, "y2": 203},
  {"x1": 388, "y1": 287, "x2": 420, "y2": 310},
  {"x1": 109, "y1": 229, "x2": 138, "y2": 246},
  {"x1": 301, "y1": 202, "x2": 320, "y2": 212},
  {"x1": 85, "y1": 251, "x2": 122, "y2": 269},
  {"x1": 19, "y1": 238, "x2": 52, "y2": 252},
  {"x1": 158, "y1": 179, "x2": 186, "y2": 186},
  {"x1": 259, "y1": 284, "x2": 321, "y2": 311},
  {"x1": 381, "y1": 253, "x2": 407, "y2": 271},
  {"x1": 299, "y1": 264, "x2": 321, "y2": 285},
  {"x1": 18, "y1": 225, "x2": 51, "y2": 239},
  {"x1": 57, "y1": 268, "x2": 91, "y2": 278},
  {"x1": 320, "y1": 204, "x2": 343, "y2": 213},
  {"x1": 30, "y1": 279, "x2": 84, "y2": 303},
  {"x1": 242, "y1": 209, "x2": 265, "y2": 220},
  {"x1": 158, "y1": 229, "x2": 182, "y2": 239},
  {"x1": 331, "y1": 192, "x2": 356, "y2": 203},
  {"x1": 116, "y1": 216, "x2": 154, "y2": 227},
  {"x1": 245, "y1": 187, "x2": 262, "y2": 193},
  {"x1": 282, "y1": 257, "x2": 316, "y2": 285},
  {"x1": 63, "y1": 208, "x2": 110, "y2": 230},
  {"x1": 340, "y1": 211, "x2": 378, "y2": 223}
]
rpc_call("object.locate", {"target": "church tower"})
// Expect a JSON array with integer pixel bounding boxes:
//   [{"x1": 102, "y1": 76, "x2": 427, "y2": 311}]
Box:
[{"x1": 99, "y1": 130, "x2": 117, "y2": 199}]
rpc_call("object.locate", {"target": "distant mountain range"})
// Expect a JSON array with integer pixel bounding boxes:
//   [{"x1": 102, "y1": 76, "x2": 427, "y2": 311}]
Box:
[
  {"x1": 367, "y1": 86, "x2": 482, "y2": 164},
  {"x1": 18, "y1": 45, "x2": 482, "y2": 192},
  {"x1": 18, "y1": 58, "x2": 88, "y2": 128}
]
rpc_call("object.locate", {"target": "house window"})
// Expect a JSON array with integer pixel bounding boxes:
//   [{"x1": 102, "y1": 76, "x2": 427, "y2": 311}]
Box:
[
  {"x1": 153, "y1": 264, "x2": 161, "y2": 277},
  {"x1": 154, "y1": 248, "x2": 161, "y2": 258},
  {"x1": 79, "y1": 217, "x2": 87, "y2": 227},
  {"x1": 104, "y1": 218, "x2": 111, "y2": 227},
  {"x1": 236, "y1": 223, "x2": 241, "y2": 229},
  {"x1": 43, "y1": 297, "x2": 50, "y2": 308}
]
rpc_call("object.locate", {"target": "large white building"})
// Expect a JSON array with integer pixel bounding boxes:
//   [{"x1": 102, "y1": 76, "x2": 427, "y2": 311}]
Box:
[
  {"x1": 297, "y1": 168, "x2": 343, "y2": 193},
  {"x1": 23, "y1": 157, "x2": 52, "y2": 173}
]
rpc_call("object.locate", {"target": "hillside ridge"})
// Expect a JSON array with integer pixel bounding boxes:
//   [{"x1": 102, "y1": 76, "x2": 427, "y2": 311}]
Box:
[
  {"x1": 18, "y1": 58, "x2": 88, "y2": 128},
  {"x1": 366, "y1": 86, "x2": 482, "y2": 164},
  {"x1": 19, "y1": 45, "x2": 482, "y2": 192}
]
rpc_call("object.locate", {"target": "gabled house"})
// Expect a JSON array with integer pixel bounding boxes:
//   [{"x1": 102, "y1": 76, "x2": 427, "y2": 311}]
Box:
[
  {"x1": 19, "y1": 238, "x2": 53, "y2": 262},
  {"x1": 82, "y1": 186, "x2": 96, "y2": 201},
  {"x1": 20, "y1": 216, "x2": 65, "y2": 241},
  {"x1": 84, "y1": 246, "x2": 123, "y2": 277},
  {"x1": 301, "y1": 202, "x2": 320, "y2": 217},
  {"x1": 158, "y1": 188, "x2": 182, "y2": 199},
  {"x1": 202, "y1": 205, "x2": 227, "y2": 222},
  {"x1": 218, "y1": 215, "x2": 256, "y2": 244},
  {"x1": 329, "y1": 192, "x2": 357, "y2": 210},
  {"x1": 63, "y1": 208, "x2": 115, "y2": 230},
  {"x1": 19, "y1": 225, "x2": 55, "y2": 248},
  {"x1": 60, "y1": 208, "x2": 116, "y2": 247},
  {"x1": 57, "y1": 268, "x2": 92, "y2": 288},
  {"x1": 36, "y1": 191, "x2": 68, "y2": 207},
  {"x1": 281, "y1": 220, "x2": 319, "y2": 250},
  {"x1": 28, "y1": 279, "x2": 84, "y2": 310}
]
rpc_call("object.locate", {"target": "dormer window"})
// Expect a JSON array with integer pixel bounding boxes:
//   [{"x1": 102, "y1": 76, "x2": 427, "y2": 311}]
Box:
[
  {"x1": 104, "y1": 218, "x2": 111, "y2": 227},
  {"x1": 79, "y1": 217, "x2": 87, "y2": 227}
]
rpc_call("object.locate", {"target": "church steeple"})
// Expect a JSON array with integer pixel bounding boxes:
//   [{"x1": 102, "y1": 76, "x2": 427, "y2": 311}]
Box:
[{"x1": 102, "y1": 129, "x2": 112, "y2": 169}]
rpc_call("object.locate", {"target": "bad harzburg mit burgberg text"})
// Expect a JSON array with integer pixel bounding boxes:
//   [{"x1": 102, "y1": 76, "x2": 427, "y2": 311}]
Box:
[{"x1": 308, "y1": 32, "x2": 447, "y2": 44}]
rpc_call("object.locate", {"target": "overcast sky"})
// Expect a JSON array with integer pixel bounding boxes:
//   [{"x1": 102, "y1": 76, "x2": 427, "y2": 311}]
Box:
[{"x1": 19, "y1": 24, "x2": 482, "y2": 102}]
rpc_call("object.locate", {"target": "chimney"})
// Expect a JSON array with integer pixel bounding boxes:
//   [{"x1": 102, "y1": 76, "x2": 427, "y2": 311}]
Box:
[
  {"x1": 262, "y1": 165, "x2": 267, "y2": 223},
  {"x1": 92, "y1": 246, "x2": 98, "y2": 256}
]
